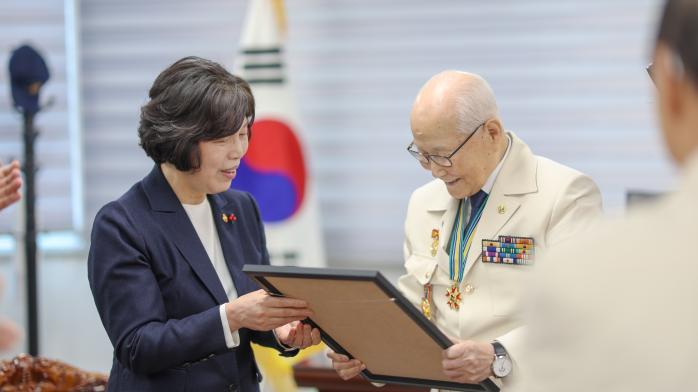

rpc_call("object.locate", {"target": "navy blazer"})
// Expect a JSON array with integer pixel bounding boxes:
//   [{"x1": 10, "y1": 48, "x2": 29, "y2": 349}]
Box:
[{"x1": 88, "y1": 166, "x2": 295, "y2": 392}]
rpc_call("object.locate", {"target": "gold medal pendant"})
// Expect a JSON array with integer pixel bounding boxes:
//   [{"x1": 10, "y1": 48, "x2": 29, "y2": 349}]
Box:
[
  {"x1": 421, "y1": 298, "x2": 432, "y2": 320},
  {"x1": 421, "y1": 284, "x2": 434, "y2": 320},
  {"x1": 446, "y1": 283, "x2": 462, "y2": 310}
]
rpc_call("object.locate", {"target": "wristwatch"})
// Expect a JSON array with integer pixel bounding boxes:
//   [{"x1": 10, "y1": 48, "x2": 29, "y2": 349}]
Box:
[{"x1": 491, "y1": 341, "x2": 513, "y2": 378}]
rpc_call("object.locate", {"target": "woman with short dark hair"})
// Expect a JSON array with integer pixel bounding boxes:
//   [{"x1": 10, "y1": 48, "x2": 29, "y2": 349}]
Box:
[{"x1": 88, "y1": 56, "x2": 320, "y2": 392}]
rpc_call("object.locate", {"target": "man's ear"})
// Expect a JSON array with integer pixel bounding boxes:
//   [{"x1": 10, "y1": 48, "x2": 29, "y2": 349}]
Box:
[
  {"x1": 484, "y1": 118, "x2": 504, "y2": 140},
  {"x1": 654, "y1": 44, "x2": 684, "y2": 118}
]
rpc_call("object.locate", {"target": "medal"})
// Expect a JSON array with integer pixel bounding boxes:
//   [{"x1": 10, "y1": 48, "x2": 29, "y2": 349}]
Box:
[
  {"x1": 421, "y1": 284, "x2": 434, "y2": 320},
  {"x1": 446, "y1": 283, "x2": 462, "y2": 310},
  {"x1": 430, "y1": 229, "x2": 439, "y2": 257}
]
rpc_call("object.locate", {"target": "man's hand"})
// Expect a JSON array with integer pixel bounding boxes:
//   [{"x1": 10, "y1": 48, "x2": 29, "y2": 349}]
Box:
[
  {"x1": 0, "y1": 161, "x2": 21, "y2": 211},
  {"x1": 226, "y1": 290, "x2": 313, "y2": 332},
  {"x1": 327, "y1": 351, "x2": 365, "y2": 380},
  {"x1": 275, "y1": 321, "x2": 321, "y2": 349},
  {"x1": 442, "y1": 340, "x2": 494, "y2": 384}
]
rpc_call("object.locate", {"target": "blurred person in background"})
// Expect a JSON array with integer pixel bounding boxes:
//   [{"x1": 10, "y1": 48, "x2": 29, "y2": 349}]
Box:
[
  {"x1": 520, "y1": 0, "x2": 698, "y2": 391},
  {"x1": 0, "y1": 160, "x2": 21, "y2": 211},
  {"x1": 88, "y1": 57, "x2": 320, "y2": 392},
  {"x1": 0, "y1": 159, "x2": 22, "y2": 351}
]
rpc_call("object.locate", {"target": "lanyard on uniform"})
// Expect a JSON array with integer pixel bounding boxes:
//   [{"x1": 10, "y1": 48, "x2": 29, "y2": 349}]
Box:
[{"x1": 448, "y1": 195, "x2": 488, "y2": 283}]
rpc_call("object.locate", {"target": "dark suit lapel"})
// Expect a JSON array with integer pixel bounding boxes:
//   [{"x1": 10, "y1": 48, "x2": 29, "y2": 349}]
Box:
[
  {"x1": 142, "y1": 166, "x2": 228, "y2": 304},
  {"x1": 208, "y1": 193, "x2": 251, "y2": 295}
]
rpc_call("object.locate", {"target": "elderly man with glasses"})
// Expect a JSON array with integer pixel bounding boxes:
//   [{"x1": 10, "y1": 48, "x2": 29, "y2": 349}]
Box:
[{"x1": 329, "y1": 70, "x2": 602, "y2": 391}]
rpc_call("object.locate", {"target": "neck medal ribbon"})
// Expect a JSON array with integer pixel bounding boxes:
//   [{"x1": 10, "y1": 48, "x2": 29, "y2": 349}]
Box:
[{"x1": 447, "y1": 195, "x2": 488, "y2": 310}]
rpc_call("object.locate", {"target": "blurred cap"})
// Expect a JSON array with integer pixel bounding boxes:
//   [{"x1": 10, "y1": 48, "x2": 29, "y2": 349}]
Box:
[{"x1": 8, "y1": 45, "x2": 50, "y2": 114}]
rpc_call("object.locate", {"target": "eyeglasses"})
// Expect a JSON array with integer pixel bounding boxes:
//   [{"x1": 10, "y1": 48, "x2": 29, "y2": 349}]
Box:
[{"x1": 406, "y1": 122, "x2": 485, "y2": 167}]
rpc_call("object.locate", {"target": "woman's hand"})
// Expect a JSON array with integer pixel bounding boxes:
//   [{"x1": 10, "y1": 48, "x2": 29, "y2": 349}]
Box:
[
  {"x1": 225, "y1": 290, "x2": 313, "y2": 332},
  {"x1": 275, "y1": 321, "x2": 321, "y2": 349}
]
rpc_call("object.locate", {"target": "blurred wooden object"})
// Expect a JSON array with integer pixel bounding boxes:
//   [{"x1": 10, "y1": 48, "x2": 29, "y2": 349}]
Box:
[
  {"x1": 294, "y1": 365, "x2": 428, "y2": 392},
  {"x1": 0, "y1": 354, "x2": 107, "y2": 391}
]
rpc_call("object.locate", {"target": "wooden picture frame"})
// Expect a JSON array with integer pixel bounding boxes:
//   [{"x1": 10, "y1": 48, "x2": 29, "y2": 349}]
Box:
[{"x1": 243, "y1": 265, "x2": 499, "y2": 392}]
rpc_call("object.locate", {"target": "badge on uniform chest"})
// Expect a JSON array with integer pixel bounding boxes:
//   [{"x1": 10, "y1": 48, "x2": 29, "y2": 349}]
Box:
[
  {"x1": 430, "y1": 229, "x2": 439, "y2": 257},
  {"x1": 481, "y1": 235, "x2": 535, "y2": 265}
]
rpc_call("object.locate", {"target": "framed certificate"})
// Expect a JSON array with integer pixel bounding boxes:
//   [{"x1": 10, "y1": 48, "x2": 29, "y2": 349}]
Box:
[{"x1": 242, "y1": 265, "x2": 500, "y2": 392}]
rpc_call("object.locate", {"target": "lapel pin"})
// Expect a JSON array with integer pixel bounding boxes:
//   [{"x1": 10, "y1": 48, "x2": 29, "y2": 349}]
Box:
[
  {"x1": 430, "y1": 229, "x2": 439, "y2": 257},
  {"x1": 497, "y1": 204, "x2": 506, "y2": 214},
  {"x1": 222, "y1": 213, "x2": 237, "y2": 223}
]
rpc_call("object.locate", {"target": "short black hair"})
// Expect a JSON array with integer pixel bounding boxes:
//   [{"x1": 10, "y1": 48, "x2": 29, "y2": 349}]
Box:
[
  {"x1": 138, "y1": 56, "x2": 255, "y2": 171},
  {"x1": 657, "y1": 0, "x2": 698, "y2": 84}
]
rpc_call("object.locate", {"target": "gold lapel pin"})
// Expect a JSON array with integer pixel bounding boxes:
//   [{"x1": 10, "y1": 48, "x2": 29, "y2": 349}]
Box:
[
  {"x1": 497, "y1": 204, "x2": 506, "y2": 214},
  {"x1": 222, "y1": 213, "x2": 237, "y2": 223},
  {"x1": 430, "y1": 229, "x2": 439, "y2": 257}
]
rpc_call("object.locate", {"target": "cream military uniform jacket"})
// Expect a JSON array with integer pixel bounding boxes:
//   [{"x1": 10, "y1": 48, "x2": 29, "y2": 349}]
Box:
[
  {"x1": 520, "y1": 152, "x2": 698, "y2": 392},
  {"x1": 397, "y1": 131, "x2": 602, "y2": 391}
]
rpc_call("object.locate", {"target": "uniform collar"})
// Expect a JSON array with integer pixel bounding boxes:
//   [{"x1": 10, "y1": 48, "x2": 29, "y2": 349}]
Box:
[
  {"x1": 426, "y1": 131, "x2": 537, "y2": 212},
  {"x1": 481, "y1": 133, "x2": 512, "y2": 195}
]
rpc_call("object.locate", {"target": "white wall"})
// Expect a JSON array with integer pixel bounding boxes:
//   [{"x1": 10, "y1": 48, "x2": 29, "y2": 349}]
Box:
[{"x1": 79, "y1": 0, "x2": 669, "y2": 268}]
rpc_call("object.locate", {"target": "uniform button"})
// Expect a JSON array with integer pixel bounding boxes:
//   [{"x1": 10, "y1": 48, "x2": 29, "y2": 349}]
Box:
[
  {"x1": 228, "y1": 384, "x2": 238, "y2": 392},
  {"x1": 464, "y1": 284, "x2": 474, "y2": 294}
]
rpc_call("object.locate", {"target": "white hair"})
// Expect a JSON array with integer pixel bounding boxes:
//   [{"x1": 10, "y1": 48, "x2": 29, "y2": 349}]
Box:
[{"x1": 428, "y1": 71, "x2": 500, "y2": 134}]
